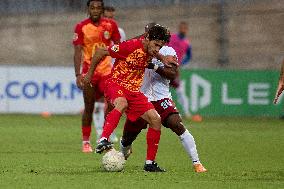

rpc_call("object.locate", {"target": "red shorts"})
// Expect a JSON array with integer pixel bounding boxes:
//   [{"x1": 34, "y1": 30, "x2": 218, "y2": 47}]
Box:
[
  {"x1": 152, "y1": 98, "x2": 179, "y2": 122},
  {"x1": 104, "y1": 79, "x2": 154, "y2": 121},
  {"x1": 82, "y1": 62, "x2": 110, "y2": 100},
  {"x1": 124, "y1": 98, "x2": 179, "y2": 132}
]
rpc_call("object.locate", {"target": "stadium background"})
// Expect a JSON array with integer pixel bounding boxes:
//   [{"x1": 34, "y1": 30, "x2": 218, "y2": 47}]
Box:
[
  {"x1": 0, "y1": 1, "x2": 284, "y2": 188},
  {"x1": 0, "y1": 0, "x2": 283, "y2": 116}
]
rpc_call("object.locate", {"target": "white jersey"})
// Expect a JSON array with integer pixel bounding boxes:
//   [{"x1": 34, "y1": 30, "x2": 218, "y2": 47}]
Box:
[{"x1": 141, "y1": 46, "x2": 177, "y2": 101}]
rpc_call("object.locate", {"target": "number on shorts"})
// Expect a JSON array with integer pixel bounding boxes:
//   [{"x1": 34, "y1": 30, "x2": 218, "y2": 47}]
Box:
[{"x1": 161, "y1": 99, "x2": 172, "y2": 110}]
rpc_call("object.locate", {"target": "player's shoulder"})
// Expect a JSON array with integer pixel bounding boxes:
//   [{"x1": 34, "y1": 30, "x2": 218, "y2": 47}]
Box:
[
  {"x1": 100, "y1": 17, "x2": 118, "y2": 26},
  {"x1": 76, "y1": 18, "x2": 91, "y2": 26},
  {"x1": 121, "y1": 38, "x2": 142, "y2": 48},
  {"x1": 110, "y1": 38, "x2": 142, "y2": 55},
  {"x1": 74, "y1": 18, "x2": 91, "y2": 28}
]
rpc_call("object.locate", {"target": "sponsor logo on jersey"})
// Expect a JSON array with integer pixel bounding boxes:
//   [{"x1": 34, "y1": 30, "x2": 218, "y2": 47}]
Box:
[
  {"x1": 117, "y1": 90, "x2": 123, "y2": 95},
  {"x1": 111, "y1": 45, "x2": 119, "y2": 53},
  {"x1": 104, "y1": 31, "x2": 110, "y2": 40}
]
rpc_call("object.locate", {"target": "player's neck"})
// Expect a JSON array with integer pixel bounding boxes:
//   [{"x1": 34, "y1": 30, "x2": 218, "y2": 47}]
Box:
[
  {"x1": 141, "y1": 39, "x2": 148, "y2": 53},
  {"x1": 89, "y1": 17, "x2": 101, "y2": 26}
]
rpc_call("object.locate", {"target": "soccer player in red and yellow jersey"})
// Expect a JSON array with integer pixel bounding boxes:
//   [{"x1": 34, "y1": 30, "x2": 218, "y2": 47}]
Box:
[
  {"x1": 84, "y1": 25, "x2": 174, "y2": 172},
  {"x1": 73, "y1": 0, "x2": 121, "y2": 153}
]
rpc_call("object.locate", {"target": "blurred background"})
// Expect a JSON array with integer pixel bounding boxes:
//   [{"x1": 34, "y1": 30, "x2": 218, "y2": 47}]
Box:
[{"x1": 0, "y1": 0, "x2": 283, "y2": 116}]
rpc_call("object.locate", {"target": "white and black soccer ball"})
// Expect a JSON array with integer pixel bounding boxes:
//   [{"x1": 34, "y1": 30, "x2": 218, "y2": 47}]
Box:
[{"x1": 102, "y1": 149, "x2": 125, "y2": 172}]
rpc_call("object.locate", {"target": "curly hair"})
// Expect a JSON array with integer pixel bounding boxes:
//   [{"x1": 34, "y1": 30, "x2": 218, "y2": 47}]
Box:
[
  {"x1": 148, "y1": 24, "x2": 171, "y2": 43},
  {"x1": 87, "y1": 0, "x2": 104, "y2": 7}
]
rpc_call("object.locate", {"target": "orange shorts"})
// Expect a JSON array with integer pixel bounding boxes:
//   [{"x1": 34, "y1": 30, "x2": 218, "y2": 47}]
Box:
[{"x1": 104, "y1": 79, "x2": 154, "y2": 121}]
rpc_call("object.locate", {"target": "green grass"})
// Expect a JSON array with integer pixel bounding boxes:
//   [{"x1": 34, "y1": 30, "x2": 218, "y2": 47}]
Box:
[{"x1": 0, "y1": 115, "x2": 283, "y2": 189}]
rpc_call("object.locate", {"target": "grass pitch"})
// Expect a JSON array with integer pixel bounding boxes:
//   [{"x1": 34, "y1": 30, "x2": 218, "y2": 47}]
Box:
[{"x1": 0, "y1": 115, "x2": 283, "y2": 189}]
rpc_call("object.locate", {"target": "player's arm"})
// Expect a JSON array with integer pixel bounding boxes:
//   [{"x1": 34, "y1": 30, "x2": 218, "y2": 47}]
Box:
[
  {"x1": 73, "y1": 23, "x2": 85, "y2": 89},
  {"x1": 148, "y1": 62, "x2": 178, "y2": 80},
  {"x1": 273, "y1": 58, "x2": 284, "y2": 104},
  {"x1": 73, "y1": 45, "x2": 84, "y2": 89},
  {"x1": 83, "y1": 47, "x2": 110, "y2": 85}
]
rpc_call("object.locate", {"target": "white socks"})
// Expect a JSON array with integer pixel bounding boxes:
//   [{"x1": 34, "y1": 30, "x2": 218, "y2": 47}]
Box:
[
  {"x1": 145, "y1": 160, "x2": 153, "y2": 164},
  {"x1": 179, "y1": 129, "x2": 200, "y2": 165}
]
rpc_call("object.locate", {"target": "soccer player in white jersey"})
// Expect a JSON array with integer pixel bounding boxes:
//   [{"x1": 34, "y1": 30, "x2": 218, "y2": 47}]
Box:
[{"x1": 120, "y1": 45, "x2": 207, "y2": 173}]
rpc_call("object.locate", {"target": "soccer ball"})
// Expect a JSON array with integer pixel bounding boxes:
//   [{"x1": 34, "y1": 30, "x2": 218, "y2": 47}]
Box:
[{"x1": 102, "y1": 149, "x2": 125, "y2": 172}]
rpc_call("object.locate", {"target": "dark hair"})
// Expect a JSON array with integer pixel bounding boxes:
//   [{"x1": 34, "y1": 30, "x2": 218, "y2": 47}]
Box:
[
  {"x1": 148, "y1": 24, "x2": 171, "y2": 43},
  {"x1": 145, "y1": 22, "x2": 157, "y2": 33},
  {"x1": 104, "y1": 6, "x2": 115, "y2": 12},
  {"x1": 87, "y1": 0, "x2": 104, "y2": 7}
]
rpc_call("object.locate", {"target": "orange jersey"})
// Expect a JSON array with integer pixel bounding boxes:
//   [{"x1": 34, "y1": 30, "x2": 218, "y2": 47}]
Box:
[
  {"x1": 108, "y1": 38, "x2": 150, "y2": 92},
  {"x1": 73, "y1": 18, "x2": 120, "y2": 76}
]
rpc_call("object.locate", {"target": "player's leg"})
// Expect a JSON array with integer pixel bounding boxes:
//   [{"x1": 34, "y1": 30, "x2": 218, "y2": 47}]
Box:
[
  {"x1": 93, "y1": 99, "x2": 104, "y2": 140},
  {"x1": 95, "y1": 96, "x2": 128, "y2": 153},
  {"x1": 120, "y1": 118, "x2": 147, "y2": 159},
  {"x1": 81, "y1": 83, "x2": 96, "y2": 153},
  {"x1": 176, "y1": 80, "x2": 191, "y2": 118},
  {"x1": 93, "y1": 99, "x2": 118, "y2": 143},
  {"x1": 124, "y1": 92, "x2": 164, "y2": 171},
  {"x1": 164, "y1": 114, "x2": 207, "y2": 172},
  {"x1": 94, "y1": 76, "x2": 118, "y2": 143},
  {"x1": 140, "y1": 109, "x2": 165, "y2": 172}
]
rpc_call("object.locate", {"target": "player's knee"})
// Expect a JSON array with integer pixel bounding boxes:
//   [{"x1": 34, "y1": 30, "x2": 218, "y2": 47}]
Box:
[
  {"x1": 84, "y1": 104, "x2": 94, "y2": 115},
  {"x1": 150, "y1": 111, "x2": 161, "y2": 123},
  {"x1": 149, "y1": 111, "x2": 161, "y2": 130},
  {"x1": 114, "y1": 98, "x2": 128, "y2": 112},
  {"x1": 166, "y1": 114, "x2": 185, "y2": 136},
  {"x1": 172, "y1": 122, "x2": 186, "y2": 136}
]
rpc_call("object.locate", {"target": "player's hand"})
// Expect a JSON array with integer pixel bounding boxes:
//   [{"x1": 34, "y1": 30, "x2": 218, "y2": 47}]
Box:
[
  {"x1": 273, "y1": 81, "x2": 284, "y2": 104},
  {"x1": 76, "y1": 74, "x2": 84, "y2": 90},
  {"x1": 161, "y1": 55, "x2": 178, "y2": 68},
  {"x1": 83, "y1": 72, "x2": 93, "y2": 88}
]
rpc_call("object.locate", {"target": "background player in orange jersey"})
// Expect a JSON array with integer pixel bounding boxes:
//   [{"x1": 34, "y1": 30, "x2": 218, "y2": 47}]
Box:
[
  {"x1": 73, "y1": 0, "x2": 121, "y2": 153},
  {"x1": 84, "y1": 25, "x2": 176, "y2": 171},
  {"x1": 92, "y1": 5, "x2": 127, "y2": 144}
]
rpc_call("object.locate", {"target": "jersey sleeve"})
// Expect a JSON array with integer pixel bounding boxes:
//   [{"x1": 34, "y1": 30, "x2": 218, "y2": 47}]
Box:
[
  {"x1": 108, "y1": 40, "x2": 134, "y2": 59},
  {"x1": 110, "y1": 20, "x2": 121, "y2": 43},
  {"x1": 163, "y1": 46, "x2": 177, "y2": 57},
  {"x1": 72, "y1": 23, "x2": 84, "y2": 46},
  {"x1": 152, "y1": 46, "x2": 178, "y2": 67}
]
